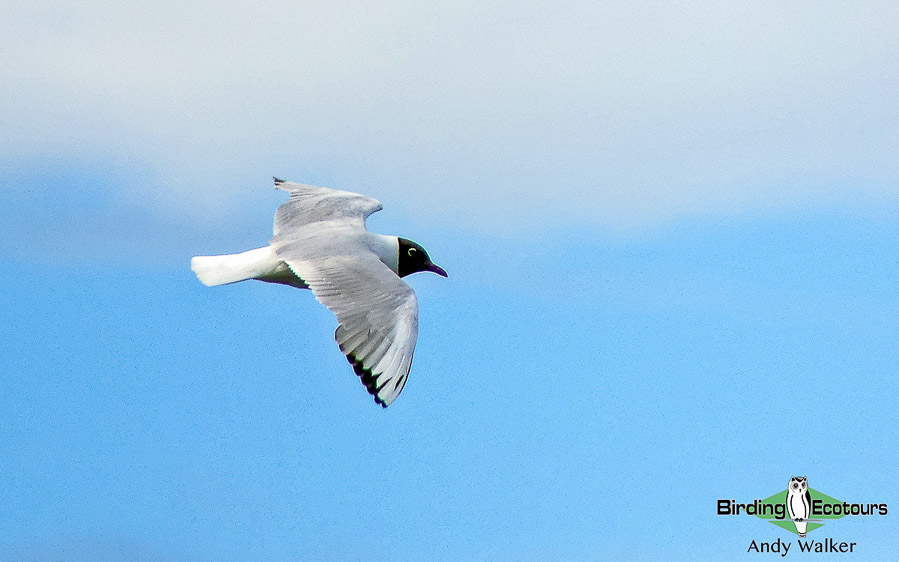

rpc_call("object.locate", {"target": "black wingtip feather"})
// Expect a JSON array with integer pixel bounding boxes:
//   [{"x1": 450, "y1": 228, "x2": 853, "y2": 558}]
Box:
[
  {"x1": 273, "y1": 176, "x2": 285, "y2": 185},
  {"x1": 345, "y1": 352, "x2": 388, "y2": 408}
]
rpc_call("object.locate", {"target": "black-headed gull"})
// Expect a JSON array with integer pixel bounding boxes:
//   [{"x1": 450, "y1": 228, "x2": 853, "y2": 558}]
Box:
[{"x1": 191, "y1": 178, "x2": 447, "y2": 407}]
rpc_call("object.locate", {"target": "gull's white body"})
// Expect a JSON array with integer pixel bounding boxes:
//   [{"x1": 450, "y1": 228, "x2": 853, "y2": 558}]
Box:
[
  {"x1": 191, "y1": 234, "x2": 399, "y2": 289},
  {"x1": 191, "y1": 179, "x2": 423, "y2": 407}
]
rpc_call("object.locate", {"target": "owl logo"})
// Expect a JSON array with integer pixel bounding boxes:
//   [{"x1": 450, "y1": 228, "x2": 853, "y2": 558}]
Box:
[{"x1": 786, "y1": 476, "x2": 812, "y2": 537}]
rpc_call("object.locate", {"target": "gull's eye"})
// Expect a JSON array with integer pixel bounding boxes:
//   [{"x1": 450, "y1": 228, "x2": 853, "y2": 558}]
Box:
[{"x1": 407, "y1": 248, "x2": 418, "y2": 257}]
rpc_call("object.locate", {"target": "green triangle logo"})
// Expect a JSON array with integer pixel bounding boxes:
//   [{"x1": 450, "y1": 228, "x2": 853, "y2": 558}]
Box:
[{"x1": 754, "y1": 488, "x2": 846, "y2": 535}]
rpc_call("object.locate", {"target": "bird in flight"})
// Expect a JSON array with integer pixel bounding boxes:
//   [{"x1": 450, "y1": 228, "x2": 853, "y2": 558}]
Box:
[{"x1": 191, "y1": 177, "x2": 447, "y2": 407}]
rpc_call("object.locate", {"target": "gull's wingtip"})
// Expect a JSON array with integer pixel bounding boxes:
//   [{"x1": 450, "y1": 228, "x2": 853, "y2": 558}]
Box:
[{"x1": 273, "y1": 176, "x2": 285, "y2": 186}]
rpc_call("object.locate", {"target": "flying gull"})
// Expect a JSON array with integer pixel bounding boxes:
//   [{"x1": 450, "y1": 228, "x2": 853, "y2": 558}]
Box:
[{"x1": 191, "y1": 178, "x2": 447, "y2": 407}]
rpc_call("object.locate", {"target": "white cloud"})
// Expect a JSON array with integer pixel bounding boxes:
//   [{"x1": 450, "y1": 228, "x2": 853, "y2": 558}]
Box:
[{"x1": 3, "y1": 1, "x2": 897, "y2": 232}]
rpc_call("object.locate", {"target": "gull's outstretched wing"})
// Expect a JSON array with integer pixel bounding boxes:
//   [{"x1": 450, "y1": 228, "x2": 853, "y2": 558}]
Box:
[
  {"x1": 272, "y1": 177, "x2": 382, "y2": 235},
  {"x1": 270, "y1": 179, "x2": 418, "y2": 407},
  {"x1": 277, "y1": 241, "x2": 419, "y2": 407}
]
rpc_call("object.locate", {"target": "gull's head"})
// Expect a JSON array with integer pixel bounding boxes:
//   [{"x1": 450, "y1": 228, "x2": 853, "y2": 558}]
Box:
[{"x1": 397, "y1": 238, "x2": 447, "y2": 278}]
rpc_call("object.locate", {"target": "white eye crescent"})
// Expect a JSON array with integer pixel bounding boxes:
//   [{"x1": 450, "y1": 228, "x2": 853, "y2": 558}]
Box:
[{"x1": 407, "y1": 248, "x2": 417, "y2": 257}]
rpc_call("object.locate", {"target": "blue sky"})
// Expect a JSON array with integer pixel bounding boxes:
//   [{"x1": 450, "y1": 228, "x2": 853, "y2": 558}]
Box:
[{"x1": 2, "y1": 2, "x2": 897, "y2": 560}]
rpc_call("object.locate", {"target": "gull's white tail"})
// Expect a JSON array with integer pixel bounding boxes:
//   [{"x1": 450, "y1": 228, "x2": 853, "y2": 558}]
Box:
[{"x1": 191, "y1": 246, "x2": 281, "y2": 286}]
